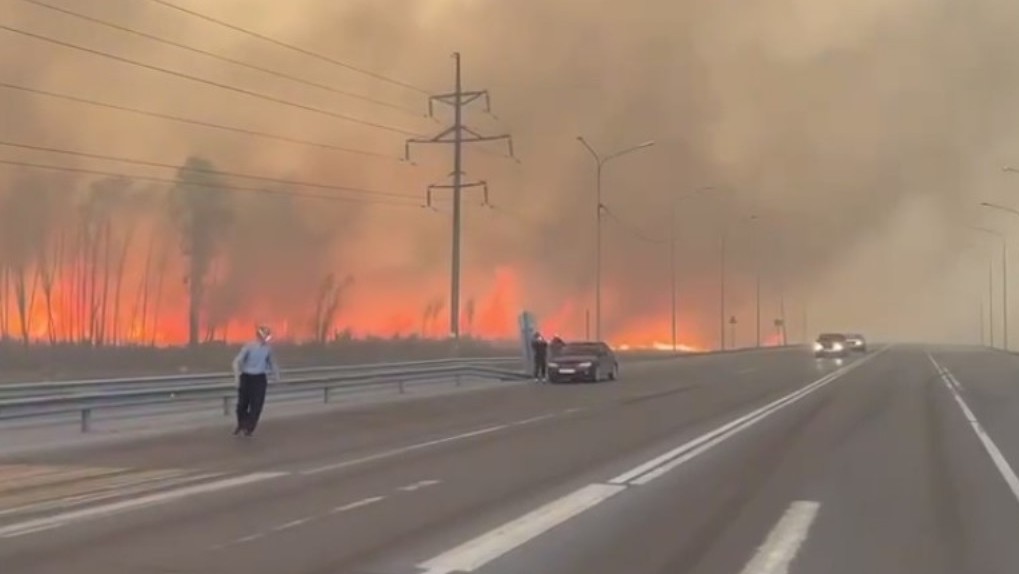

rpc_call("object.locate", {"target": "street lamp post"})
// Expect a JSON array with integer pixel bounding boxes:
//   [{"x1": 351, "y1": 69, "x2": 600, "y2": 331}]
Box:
[
  {"x1": 751, "y1": 214, "x2": 761, "y2": 347},
  {"x1": 973, "y1": 210, "x2": 1010, "y2": 350},
  {"x1": 670, "y1": 204, "x2": 677, "y2": 353},
  {"x1": 577, "y1": 136, "x2": 655, "y2": 341},
  {"x1": 719, "y1": 228, "x2": 727, "y2": 350}
]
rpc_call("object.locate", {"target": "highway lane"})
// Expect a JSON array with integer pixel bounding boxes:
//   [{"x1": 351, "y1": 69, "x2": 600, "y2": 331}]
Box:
[{"x1": 6, "y1": 346, "x2": 1017, "y2": 573}]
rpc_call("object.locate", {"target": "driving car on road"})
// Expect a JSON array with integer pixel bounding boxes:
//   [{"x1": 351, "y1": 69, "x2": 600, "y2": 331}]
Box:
[
  {"x1": 845, "y1": 333, "x2": 867, "y2": 353},
  {"x1": 813, "y1": 333, "x2": 849, "y2": 358},
  {"x1": 548, "y1": 341, "x2": 618, "y2": 383}
]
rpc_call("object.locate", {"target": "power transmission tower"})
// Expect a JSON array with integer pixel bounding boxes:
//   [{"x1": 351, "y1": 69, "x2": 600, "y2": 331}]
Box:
[{"x1": 405, "y1": 52, "x2": 515, "y2": 341}]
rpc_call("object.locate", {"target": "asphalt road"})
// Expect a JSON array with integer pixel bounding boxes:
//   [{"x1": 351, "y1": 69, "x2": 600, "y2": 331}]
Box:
[{"x1": 2, "y1": 345, "x2": 1019, "y2": 573}]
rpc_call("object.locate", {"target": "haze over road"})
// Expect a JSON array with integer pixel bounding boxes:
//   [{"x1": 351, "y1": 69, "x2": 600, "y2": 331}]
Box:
[{"x1": 2, "y1": 346, "x2": 1019, "y2": 573}]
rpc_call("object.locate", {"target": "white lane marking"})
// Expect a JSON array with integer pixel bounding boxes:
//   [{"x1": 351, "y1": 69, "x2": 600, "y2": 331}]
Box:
[
  {"x1": 737, "y1": 367, "x2": 758, "y2": 375},
  {"x1": 273, "y1": 517, "x2": 311, "y2": 531},
  {"x1": 301, "y1": 424, "x2": 508, "y2": 475},
  {"x1": 397, "y1": 479, "x2": 441, "y2": 492},
  {"x1": 739, "y1": 501, "x2": 820, "y2": 574},
  {"x1": 416, "y1": 351, "x2": 881, "y2": 574},
  {"x1": 512, "y1": 413, "x2": 558, "y2": 426},
  {"x1": 417, "y1": 483, "x2": 626, "y2": 574},
  {"x1": 301, "y1": 408, "x2": 589, "y2": 476},
  {"x1": 0, "y1": 471, "x2": 287, "y2": 539},
  {"x1": 331, "y1": 496, "x2": 385, "y2": 514},
  {"x1": 0, "y1": 471, "x2": 224, "y2": 518},
  {"x1": 302, "y1": 410, "x2": 582, "y2": 476},
  {"x1": 928, "y1": 354, "x2": 1019, "y2": 503},
  {"x1": 216, "y1": 494, "x2": 390, "y2": 549},
  {"x1": 612, "y1": 351, "x2": 881, "y2": 485}
]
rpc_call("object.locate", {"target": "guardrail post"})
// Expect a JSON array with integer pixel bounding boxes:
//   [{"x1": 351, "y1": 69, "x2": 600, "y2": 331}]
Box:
[
  {"x1": 80, "y1": 408, "x2": 91, "y2": 433},
  {"x1": 324, "y1": 387, "x2": 330, "y2": 403},
  {"x1": 455, "y1": 373, "x2": 463, "y2": 387},
  {"x1": 398, "y1": 380, "x2": 405, "y2": 394},
  {"x1": 222, "y1": 396, "x2": 231, "y2": 416}
]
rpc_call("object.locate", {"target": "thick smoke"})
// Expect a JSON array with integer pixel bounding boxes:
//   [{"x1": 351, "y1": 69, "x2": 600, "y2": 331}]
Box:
[{"x1": 0, "y1": 0, "x2": 1015, "y2": 345}]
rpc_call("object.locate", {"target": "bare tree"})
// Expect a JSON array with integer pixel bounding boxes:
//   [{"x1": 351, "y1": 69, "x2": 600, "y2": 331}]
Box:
[
  {"x1": 312, "y1": 273, "x2": 354, "y2": 344},
  {"x1": 169, "y1": 157, "x2": 233, "y2": 348}
]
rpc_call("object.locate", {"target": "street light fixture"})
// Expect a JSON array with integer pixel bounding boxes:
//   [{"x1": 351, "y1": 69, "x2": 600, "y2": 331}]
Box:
[{"x1": 577, "y1": 136, "x2": 656, "y2": 341}]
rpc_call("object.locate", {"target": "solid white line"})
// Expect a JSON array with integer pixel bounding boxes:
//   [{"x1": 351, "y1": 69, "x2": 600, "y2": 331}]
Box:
[
  {"x1": 739, "y1": 501, "x2": 820, "y2": 574},
  {"x1": 0, "y1": 471, "x2": 287, "y2": 539},
  {"x1": 330, "y1": 496, "x2": 385, "y2": 513},
  {"x1": 417, "y1": 483, "x2": 625, "y2": 574},
  {"x1": 611, "y1": 352, "x2": 880, "y2": 485},
  {"x1": 928, "y1": 354, "x2": 1019, "y2": 503},
  {"x1": 300, "y1": 425, "x2": 509, "y2": 475}
]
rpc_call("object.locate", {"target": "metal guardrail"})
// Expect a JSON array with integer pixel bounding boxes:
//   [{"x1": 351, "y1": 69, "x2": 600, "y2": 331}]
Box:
[
  {"x1": 0, "y1": 356, "x2": 520, "y2": 400},
  {"x1": 0, "y1": 359, "x2": 528, "y2": 433},
  {"x1": 0, "y1": 347, "x2": 802, "y2": 434}
]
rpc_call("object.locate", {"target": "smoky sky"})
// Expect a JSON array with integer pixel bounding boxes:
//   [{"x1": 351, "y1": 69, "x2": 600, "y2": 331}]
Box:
[{"x1": 2, "y1": 0, "x2": 1018, "y2": 345}]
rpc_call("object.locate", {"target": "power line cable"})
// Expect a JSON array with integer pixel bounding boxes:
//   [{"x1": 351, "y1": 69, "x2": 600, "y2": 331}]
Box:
[
  {"x1": 482, "y1": 203, "x2": 546, "y2": 231},
  {"x1": 16, "y1": 0, "x2": 427, "y2": 118},
  {"x1": 0, "y1": 158, "x2": 429, "y2": 208},
  {"x1": 0, "y1": 140, "x2": 418, "y2": 200},
  {"x1": 0, "y1": 81, "x2": 400, "y2": 161},
  {"x1": 602, "y1": 205, "x2": 667, "y2": 244},
  {"x1": 0, "y1": 23, "x2": 423, "y2": 136},
  {"x1": 146, "y1": 0, "x2": 431, "y2": 95}
]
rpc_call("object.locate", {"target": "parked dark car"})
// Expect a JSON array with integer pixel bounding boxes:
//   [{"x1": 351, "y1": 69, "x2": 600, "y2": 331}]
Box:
[{"x1": 547, "y1": 341, "x2": 618, "y2": 383}]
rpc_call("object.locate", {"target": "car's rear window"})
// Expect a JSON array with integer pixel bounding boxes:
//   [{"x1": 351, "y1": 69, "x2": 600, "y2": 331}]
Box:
[
  {"x1": 818, "y1": 334, "x2": 846, "y2": 341},
  {"x1": 561, "y1": 343, "x2": 604, "y2": 355}
]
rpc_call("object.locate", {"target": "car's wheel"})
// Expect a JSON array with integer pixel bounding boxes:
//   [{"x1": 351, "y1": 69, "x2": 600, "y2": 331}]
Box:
[{"x1": 608, "y1": 363, "x2": 618, "y2": 381}]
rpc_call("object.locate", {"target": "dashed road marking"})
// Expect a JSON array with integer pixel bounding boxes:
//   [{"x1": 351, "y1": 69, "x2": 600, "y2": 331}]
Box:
[
  {"x1": 331, "y1": 496, "x2": 385, "y2": 514},
  {"x1": 415, "y1": 353, "x2": 880, "y2": 574},
  {"x1": 418, "y1": 483, "x2": 626, "y2": 574},
  {"x1": 0, "y1": 471, "x2": 287, "y2": 539},
  {"x1": 398, "y1": 480, "x2": 441, "y2": 492},
  {"x1": 300, "y1": 408, "x2": 583, "y2": 476},
  {"x1": 929, "y1": 354, "x2": 1019, "y2": 504},
  {"x1": 273, "y1": 518, "x2": 311, "y2": 532},
  {"x1": 739, "y1": 501, "x2": 820, "y2": 574}
]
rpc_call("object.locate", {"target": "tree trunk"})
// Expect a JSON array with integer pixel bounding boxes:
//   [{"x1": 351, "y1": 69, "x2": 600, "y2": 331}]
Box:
[
  {"x1": 97, "y1": 221, "x2": 113, "y2": 346},
  {"x1": 112, "y1": 225, "x2": 135, "y2": 345},
  {"x1": 13, "y1": 263, "x2": 29, "y2": 347},
  {"x1": 150, "y1": 240, "x2": 170, "y2": 347}
]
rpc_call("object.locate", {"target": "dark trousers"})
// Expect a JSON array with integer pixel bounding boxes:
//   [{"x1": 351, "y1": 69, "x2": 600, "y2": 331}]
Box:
[
  {"x1": 533, "y1": 354, "x2": 547, "y2": 379},
  {"x1": 236, "y1": 373, "x2": 268, "y2": 432}
]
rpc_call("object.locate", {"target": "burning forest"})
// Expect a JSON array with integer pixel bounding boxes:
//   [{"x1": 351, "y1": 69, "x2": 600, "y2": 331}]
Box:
[{"x1": 1, "y1": 0, "x2": 1010, "y2": 356}]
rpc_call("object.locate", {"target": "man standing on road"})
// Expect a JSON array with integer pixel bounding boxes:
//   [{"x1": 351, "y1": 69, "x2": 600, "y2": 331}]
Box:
[
  {"x1": 531, "y1": 331, "x2": 549, "y2": 382},
  {"x1": 231, "y1": 325, "x2": 280, "y2": 436}
]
